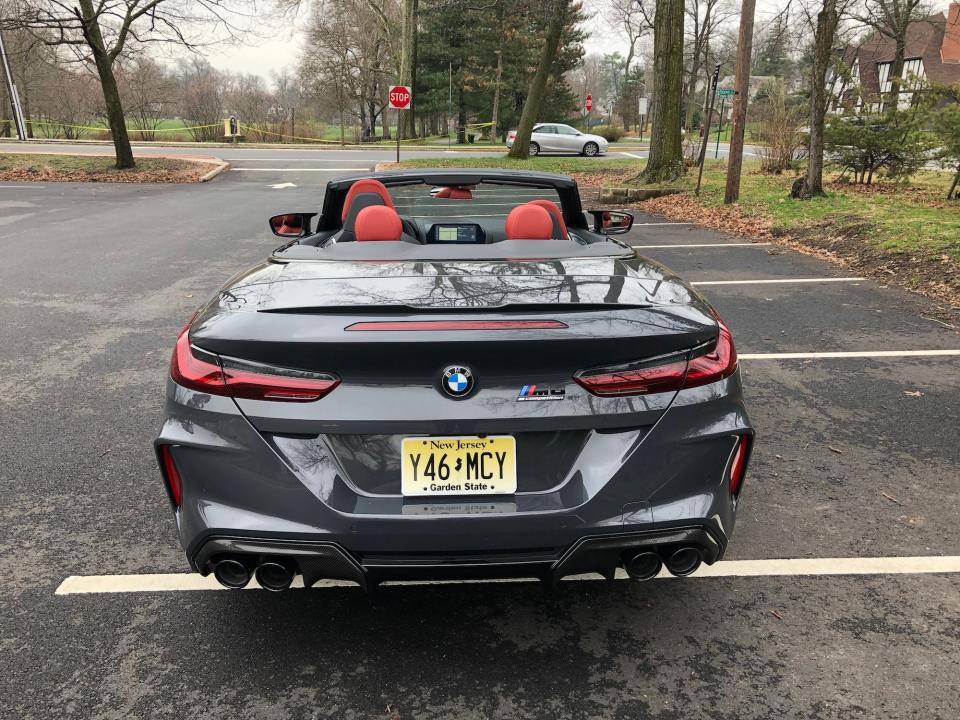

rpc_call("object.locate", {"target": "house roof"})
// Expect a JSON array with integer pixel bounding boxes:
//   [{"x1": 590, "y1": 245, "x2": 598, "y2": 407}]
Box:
[{"x1": 850, "y1": 10, "x2": 960, "y2": 96}]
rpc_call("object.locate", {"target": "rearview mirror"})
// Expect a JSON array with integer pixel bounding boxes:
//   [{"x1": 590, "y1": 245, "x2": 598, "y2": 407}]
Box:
[
  {"x1": 587, "y1": 209, "x2": 634, "y2": 235},
  {"x1": 268, "y1": 212, "x2": 317, "y2": 238}
]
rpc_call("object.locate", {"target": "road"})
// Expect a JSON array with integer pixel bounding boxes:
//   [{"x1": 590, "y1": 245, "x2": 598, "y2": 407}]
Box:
[
  {"x1": 0, "y1": 139, "x2": 763, "y2": 161},
  {"x1": 0, "y1": 153, "x2": 957, "y2": 719}
]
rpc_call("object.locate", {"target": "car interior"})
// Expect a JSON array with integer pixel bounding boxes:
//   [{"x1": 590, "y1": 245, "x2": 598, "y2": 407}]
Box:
[{"x1": 320, "y1": 178, "x2": 578, "y2": 246}]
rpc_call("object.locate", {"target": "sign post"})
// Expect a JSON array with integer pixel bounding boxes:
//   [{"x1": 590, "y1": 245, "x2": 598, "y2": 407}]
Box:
[
  {"x1": 715, "y1": 88, "x2": 734, "y2": 158},
  {"x1": 637, "y1": 97, "x2": 648, "y2": 142},
  {"x1": 695, "y1": 64, "x2": 722, "y2": 197},
  {"x1": 388, "y1": 85, "x2": 412, "y2": 163}
]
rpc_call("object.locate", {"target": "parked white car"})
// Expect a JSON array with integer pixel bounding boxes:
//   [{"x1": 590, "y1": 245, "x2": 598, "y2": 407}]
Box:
[{"x1": 506, "y1": 123, "x2": 609, "y2": 156}]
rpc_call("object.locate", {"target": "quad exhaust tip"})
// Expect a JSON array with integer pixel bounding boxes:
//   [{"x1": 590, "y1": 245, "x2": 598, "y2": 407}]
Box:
[
  {"x1": 213, "y1": 558, "x2": 252, "y2": 589},
  {"x1": 665, "y1": 547, "x2": 702, "y2": 577},
  {"x1": 254, "y1": 560, "x2": 295, "y2": 592},
  {"x1": 623, "y1": 550, "x2": 663, "y2": 581}
]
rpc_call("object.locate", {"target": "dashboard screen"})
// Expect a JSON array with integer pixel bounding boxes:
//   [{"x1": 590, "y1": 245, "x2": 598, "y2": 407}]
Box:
[{"x1": 430, "y1": 224, "x2": 483, "y2": 243}]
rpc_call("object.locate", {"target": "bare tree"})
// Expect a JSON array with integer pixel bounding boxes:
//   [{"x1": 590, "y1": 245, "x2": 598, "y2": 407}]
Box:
[
  {"x1": 5, "y1": 1, "x2": 274, "y2": 168},
  {"x1": 177, "y1": 58, "x2": 224, "y2": 142},
  {"x1": 683, "y1": 0, "x2": 735, "y2": 131},
  {"x1": 855, "y1": 0, "x2": 930, "y2": 104},
  {"x1": 639, "y1": 0, "x2": 685, "y2": 181},
  {"x1": 792, "y1": 0, "x2": 852, "y2": 198},
  {"x1": 506, "y1": 0, "x2": 569, "y2": 159},
  {"x1": 118, "y1": 57, "x2": 174, "y2": 140}
]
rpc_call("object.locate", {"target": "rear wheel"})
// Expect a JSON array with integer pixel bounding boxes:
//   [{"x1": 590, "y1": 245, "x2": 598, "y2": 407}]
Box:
[
  {"x1": 529, "y1": 142, "x2": 540, "y2": 156},
  {"x1": 583, "y1": 141, "x2": 600, "y2": 157}
]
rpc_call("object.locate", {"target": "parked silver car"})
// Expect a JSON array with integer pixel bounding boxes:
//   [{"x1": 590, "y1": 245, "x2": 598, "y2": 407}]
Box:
[{"x1": 506, "y1": 123, "x2": 609, "y2": 156}]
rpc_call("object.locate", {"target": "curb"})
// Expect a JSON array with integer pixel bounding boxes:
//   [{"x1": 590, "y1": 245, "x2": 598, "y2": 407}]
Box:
[{"x1": 199, "y1": 159, "x2": 231, "y2": 182}]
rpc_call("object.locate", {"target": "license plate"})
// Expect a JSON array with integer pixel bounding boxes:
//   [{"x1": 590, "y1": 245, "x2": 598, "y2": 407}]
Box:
[{"x1": 400, "y1": 435, "x2": 517, "y2": 496}]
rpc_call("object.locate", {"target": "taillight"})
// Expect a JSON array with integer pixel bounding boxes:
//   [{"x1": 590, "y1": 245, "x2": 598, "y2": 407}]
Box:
[
  {"x1": 573, "y1": 315, "x2": 739, "y2": 397},
  {"x1": 573, "y1": 355, "x2": 687, "y2": 397},
  {"x1": 158, "y1": 444, "x2": 183, "y2": 507},
  {"x1": 684, "y1": 318, "x2": 738, "y2": 389},
  {"x1": 169, "y1": 325, "x2": 339, "y2": 402},
  {"x1": 729, "y1": 435, "x2": 750, "y2": 495},
  {"x1": 507, "y1": 131, "x2": 516, "y2": 140}
]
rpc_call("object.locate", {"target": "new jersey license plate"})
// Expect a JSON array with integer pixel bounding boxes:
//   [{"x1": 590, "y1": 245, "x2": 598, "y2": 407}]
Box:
[{"x1": 400, "y1": 435, "x2": 517, "y2": 496}]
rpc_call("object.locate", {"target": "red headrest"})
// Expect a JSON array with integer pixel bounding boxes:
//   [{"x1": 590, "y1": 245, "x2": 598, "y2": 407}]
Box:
[
  {"x1": 528, "y1": 199, "x2": 567, "y2": 238},
  {"x1": 434, "y1": 187, "x2": 472, "y2": 199},
  {"x1": 505, "y1": 204, "x2": 554, "y2": 240},
  {"x1": 342, "y1": 179, "x2": 394, "y2": 221},
  {"x1": 354, "y1": 205, "x2": 403, "y2": 242}
]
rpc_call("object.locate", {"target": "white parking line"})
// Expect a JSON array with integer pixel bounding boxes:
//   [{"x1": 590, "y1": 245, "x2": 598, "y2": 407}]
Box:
[
  {"x1": 740, "y1": 349, "x2": 960, "y2": 360},
  {"x1": 634, "y1": 242, "x2": 771, "y2": 249},
  {"x1": 54, "y1": 555, "x2": 960, "y2": 595},
  {"x1": 693, "y1": 277, "x2": 865, "y2": 286},
  {"x1": 618, "y1": 151, "x2": 647, "y2": 159},
  {"x1": 230, "y1": 168, "x2": 372, "y2": 172}
]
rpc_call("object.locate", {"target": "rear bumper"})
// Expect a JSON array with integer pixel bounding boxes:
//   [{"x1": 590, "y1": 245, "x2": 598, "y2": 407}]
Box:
[{"x1": 189, "y1": 524, "x2": 724, "y2": 591}]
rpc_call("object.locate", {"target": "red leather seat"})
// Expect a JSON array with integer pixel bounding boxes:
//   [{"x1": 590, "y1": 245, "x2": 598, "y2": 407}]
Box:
[
  {"x1": 342, "y1": 179, "x2": 395, "y2": 221},
  {"x1": 527, "y1": 199, "x2": 568, "y2": 239},
  {"x1": 504, "y1": 204, "x2": 554, "y2": 240},
  {"x1": 354, "y1": 205, "x2": 403, "y2": 241}
]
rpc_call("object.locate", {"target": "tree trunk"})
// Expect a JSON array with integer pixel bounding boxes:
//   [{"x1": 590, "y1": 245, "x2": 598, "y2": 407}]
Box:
[
  {"x1": 723, "y1": 0, "x2": 756, "y2": 203},
  {"x1": 398, "y1": 0, "x2": 418, "y2": 138},
  {"x1": 791, "y1": 0, "x2": 837, "y2": 199},
  {"x1": 76, "y1": 0, "x2": 134, "y2": 168},
  {"x1": 947, "y1": 167, "x2": 960, "y2": 199},
  {"x1": 887, "y1": 39, "x2": 906, "y2": 110},
  {"x1": 506, "y1": 0, "x2": 568, "y2": 159},
  {"x1": 489, "y1": 49, "x2": 504, "y2": 143},
  {"x1": 639, "y1": 0, "x2": 685, "y2": 182},
  {"x1": 457, "y1": 86, "x2": 466, "y2": 144}
]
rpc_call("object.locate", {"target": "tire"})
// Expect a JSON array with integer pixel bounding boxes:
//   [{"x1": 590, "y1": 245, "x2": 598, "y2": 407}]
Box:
[
  {"x1": 583, "y1": 141, "x2": 600, "y2": 157},
  {"x1": 529, "y1": 142, "x2": 540, "y2": 156}
]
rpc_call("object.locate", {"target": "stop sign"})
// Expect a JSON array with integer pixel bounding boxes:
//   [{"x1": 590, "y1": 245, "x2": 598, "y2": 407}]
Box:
[
  {"x1": 585, "y1": 94, "x2": 593, "y2": 112},
  {"x1": 388, "y1": 85, "x2": 412, "y2": 110}
]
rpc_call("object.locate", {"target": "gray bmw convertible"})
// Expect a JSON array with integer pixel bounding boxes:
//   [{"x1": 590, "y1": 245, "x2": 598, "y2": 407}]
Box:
[{"x1": 155, "y1": 169, "x2": 753, "y2": 592}]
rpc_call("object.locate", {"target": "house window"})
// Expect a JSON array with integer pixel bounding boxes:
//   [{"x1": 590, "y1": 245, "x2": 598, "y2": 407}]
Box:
[{"x1": 877, "y1": 58, "x2": 926, "y2": 111}]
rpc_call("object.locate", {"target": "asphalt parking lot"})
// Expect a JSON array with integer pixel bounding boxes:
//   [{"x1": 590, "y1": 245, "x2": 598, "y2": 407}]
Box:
[{"x1": 1, "y1": 150, "x2": 958, "y2": 719}]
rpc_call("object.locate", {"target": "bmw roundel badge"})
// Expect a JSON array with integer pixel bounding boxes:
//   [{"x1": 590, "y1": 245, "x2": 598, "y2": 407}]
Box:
[{"x1": 441, "y1": 366, "x2": 475, "y2": 398}]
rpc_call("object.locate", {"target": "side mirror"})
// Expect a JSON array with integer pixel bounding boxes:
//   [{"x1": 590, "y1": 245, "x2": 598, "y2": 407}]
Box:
[
  {"x1": 587, "y1": 209, "x2": 634, "y2": 235},
  {"x1": 268, "y1": 212, "x2": 317, "y2": 238}
]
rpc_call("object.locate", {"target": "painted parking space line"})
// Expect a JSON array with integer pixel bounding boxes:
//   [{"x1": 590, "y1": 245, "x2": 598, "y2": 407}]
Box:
[
  {"x1": 740, "y1": 349, "x2": 960, "y2": 360},
  {"x1": 54, "y1": 555, "x2": 960, "y2": 595},
  {"x1": 230, "y1": 167, "x2": 372, "y2": 172},
  {"x1": 633, "y1": 242, "x2": 771, "y2": 249},
  {"x1": 618, "y1": 151, "x2": 647, "y2": 159},
  {"x1": 692, "y1": 277, "x2": 865, "y2": 286}
]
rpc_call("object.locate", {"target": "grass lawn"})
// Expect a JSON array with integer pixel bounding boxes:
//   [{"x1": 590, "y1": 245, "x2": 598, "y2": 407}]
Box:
[
  {"x1": 639, "y1": 160, "x2": 960, "y2": 263},
  {"x1": 0, "y1": 153, "x2": 214, "y2": 183}
]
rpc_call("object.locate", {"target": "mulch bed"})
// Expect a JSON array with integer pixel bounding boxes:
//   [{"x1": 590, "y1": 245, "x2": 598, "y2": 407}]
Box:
[{"x1": 0, "y1": 157, "x2": 215, "y2": 183}]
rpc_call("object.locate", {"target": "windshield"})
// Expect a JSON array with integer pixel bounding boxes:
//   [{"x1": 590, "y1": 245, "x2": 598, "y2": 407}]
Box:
[{"x1": 387, "y1": 181, "x2": 563, "y2": 220}]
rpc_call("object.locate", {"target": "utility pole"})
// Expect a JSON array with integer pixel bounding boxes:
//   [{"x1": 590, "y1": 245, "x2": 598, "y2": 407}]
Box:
[
  {"x1": 0, "y1": 29, "x2": 27, "y2": 141},
  {"x1": 290, "y1": 107, "x2": 295, "y2": 142},
  {"x1": 724, "y1": 0, "x2": 756, "y2": 204}
]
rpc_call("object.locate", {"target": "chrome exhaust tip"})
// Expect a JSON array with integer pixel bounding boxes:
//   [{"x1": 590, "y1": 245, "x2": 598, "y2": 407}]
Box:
[
  {"x1": 254, "y1": 560, "x2": 295, "y2": 592},
  {"x1": 665, "y1": 547, "x2": 702, "y2": 577},
  {"x1": 213, "y1": 558, "x2": 252, "y2": 589},
  {"x1": 623, "y1": 550, "x2": 663, "y2": 581}
]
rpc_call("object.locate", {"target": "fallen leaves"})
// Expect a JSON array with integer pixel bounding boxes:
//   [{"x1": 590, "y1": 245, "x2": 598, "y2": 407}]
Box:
[{"x1": 828, "y1": 445, "x2": 843, "y2": 454}]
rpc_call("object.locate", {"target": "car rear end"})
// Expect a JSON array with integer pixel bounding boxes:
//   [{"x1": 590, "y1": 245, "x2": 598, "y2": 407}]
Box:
[{"x1": 155, "y1": 259, "x2": 753, "y2": 591}]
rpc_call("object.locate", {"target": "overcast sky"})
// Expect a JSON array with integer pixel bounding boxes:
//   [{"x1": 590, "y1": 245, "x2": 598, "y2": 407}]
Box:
[{"x1": 206, "y1": 0, "x2": 794, "y2": 80}]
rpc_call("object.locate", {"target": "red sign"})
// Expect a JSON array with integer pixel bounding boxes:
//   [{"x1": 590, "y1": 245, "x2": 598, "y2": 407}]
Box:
[
  {"x1": 388, "y1": 85, "x2": 412, "y2": 110},
  {"x1": 585, "y1": 94, "x2": 593, "y2": 112}
]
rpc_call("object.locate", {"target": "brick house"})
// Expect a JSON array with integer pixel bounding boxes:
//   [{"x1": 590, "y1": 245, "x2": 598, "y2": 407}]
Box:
[{"x1": 832, "y1": 2, "x2": 960, "y2": 113}]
